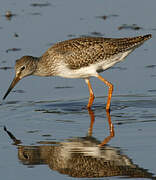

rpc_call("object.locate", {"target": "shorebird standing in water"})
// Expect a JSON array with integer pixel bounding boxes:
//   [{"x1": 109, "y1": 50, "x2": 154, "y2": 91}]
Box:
[{"x1": 3, "y1": 34, "x2": 152, "y2": 111}]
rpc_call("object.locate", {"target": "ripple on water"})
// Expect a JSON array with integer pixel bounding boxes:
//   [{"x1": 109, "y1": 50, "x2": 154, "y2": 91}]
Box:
[{"x1": 1, "y1": 94, "x2": 156, "y2": 127}]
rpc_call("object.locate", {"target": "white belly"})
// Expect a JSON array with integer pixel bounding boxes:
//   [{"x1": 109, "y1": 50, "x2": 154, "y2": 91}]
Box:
[{"x1": 57, "y1": 50, "x2": 132, "y2": 79}]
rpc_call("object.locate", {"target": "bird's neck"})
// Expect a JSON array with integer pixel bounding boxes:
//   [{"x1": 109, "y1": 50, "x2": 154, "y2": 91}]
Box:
[{"x1": 33, "y1": 56, "x2": 55, "y2": 77}]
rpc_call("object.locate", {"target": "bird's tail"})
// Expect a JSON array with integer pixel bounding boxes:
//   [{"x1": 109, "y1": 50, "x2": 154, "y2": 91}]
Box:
[{"x1": 114, "y1": 34, "x2": 152, "y2": 52}]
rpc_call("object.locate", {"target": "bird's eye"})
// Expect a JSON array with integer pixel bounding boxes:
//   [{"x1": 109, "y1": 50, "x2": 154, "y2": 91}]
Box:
[{"x1": 21, "y1": 66, "x2": 25, "y2": 71}]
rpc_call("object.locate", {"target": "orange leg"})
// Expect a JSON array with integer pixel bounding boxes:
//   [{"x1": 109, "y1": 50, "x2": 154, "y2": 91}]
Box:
[
  {"x1": 97, "y1": 75, "x2": 114, "y2": 111},
  {"x1": 85, "y1": 78, "x2": 95, "y2": 108}
]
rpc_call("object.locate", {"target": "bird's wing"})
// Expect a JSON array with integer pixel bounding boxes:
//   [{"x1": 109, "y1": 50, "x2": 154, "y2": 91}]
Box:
[
  {"x1": 50, "y1": 37, "x2": 118, "y2": 70},
  {"x1": 48, "y1": 35, "x2": 151, "y2": 70}
]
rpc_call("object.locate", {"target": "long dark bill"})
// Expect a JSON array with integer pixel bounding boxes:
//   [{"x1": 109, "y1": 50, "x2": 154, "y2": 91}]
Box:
[{"x1": 3, "y1": 76, "x2": 20, "y2": 100}]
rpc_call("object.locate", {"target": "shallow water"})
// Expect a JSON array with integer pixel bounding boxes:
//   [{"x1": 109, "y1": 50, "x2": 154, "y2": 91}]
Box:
[{"x1": 0, "y1": 0, "x2": 156, "y2": 179}]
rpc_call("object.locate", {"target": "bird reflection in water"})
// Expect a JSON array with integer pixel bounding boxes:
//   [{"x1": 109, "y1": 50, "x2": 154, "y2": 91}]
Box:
[{"x1": 4, "y1": 109, "x2": 154, "y2": 179}]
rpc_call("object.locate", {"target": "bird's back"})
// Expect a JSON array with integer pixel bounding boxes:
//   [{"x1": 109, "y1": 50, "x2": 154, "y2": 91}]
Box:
[{"x1": 46, "y1": 34, "x2": 151, "y2": 70}]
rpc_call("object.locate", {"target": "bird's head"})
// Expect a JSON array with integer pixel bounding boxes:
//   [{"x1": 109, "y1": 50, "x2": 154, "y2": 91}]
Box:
[{"x1": 3, "y1": 56, "x2": 38, "y2": 100}]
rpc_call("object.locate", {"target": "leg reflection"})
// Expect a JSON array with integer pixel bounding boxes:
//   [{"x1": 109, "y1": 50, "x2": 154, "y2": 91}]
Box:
[
  {"x1": 87, "y1": 108, "x2": 115, "y2": 146},
  {"x1": 4, "y1": 114, "x2": 154, "y2": 179}
]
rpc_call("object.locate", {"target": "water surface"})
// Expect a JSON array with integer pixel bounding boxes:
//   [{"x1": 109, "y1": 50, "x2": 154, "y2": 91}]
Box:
[{"x1": 0, "y1": 0, "x2": 156, "y2": 179}]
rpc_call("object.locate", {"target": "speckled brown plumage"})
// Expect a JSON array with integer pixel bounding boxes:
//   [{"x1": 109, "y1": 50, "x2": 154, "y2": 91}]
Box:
[
  {"x1": 45, "y1": 34, "x2": 152, "y2": 70},
  {"x1": 3, "y1": 34, "x2": 152, "y2": 110}
]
